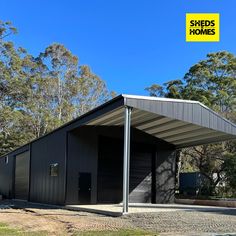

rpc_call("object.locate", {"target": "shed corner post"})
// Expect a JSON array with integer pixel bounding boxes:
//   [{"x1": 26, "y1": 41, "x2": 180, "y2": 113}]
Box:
[{"x1": 123, "y1": 106, "x2": 132, "y2": 214}]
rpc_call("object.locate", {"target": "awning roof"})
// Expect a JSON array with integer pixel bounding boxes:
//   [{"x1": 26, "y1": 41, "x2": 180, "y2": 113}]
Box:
[{"x1": 87, "y1": 94, "x2": 236, "y2": 148}]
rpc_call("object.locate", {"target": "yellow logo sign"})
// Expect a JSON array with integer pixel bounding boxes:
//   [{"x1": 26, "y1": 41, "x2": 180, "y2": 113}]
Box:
[{"x1": 186, "y1": 13, "x2": 220, "y2": 42}]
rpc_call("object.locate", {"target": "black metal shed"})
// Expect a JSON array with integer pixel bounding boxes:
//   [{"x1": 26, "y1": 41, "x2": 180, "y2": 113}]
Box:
[{"x1": 0, "y1": 94, "x2": 236, "y2": 214}]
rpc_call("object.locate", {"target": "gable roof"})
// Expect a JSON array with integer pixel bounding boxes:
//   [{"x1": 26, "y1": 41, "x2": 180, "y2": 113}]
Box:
[
  {"x1": 2, "y1": 94, "x2": 236, "y2": 158},
  {"x1": 87, "y1": 94, "x2": 236, "y2": 148}
]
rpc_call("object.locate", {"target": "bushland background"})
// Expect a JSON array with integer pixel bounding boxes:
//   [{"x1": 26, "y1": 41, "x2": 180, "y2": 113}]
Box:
[{"x1": 1, "y1": 20, "x2": 236, "y2": 198}]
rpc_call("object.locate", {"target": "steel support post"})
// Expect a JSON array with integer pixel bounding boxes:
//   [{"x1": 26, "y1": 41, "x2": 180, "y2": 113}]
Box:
[{"x1": 123, "y1": 106, "x2": 132, "y2": 214}]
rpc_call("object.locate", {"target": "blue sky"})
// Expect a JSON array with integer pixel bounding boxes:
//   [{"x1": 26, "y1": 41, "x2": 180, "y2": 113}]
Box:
[{"x1": 1, "y1": 0, "x2": 236, "y2": 95}]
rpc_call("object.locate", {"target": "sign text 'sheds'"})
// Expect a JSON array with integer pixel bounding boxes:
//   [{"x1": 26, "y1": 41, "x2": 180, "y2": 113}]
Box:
[{"x1": 189, "y1": 20, "x2": 215, "y2": 35}]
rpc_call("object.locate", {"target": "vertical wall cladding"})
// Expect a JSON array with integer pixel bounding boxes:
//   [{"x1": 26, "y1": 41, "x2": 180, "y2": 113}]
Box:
[
  {"x1": 30, "y1": 129, "x2": 66, "y2": 205},
  {"x1": 66, "y1": 126, "x2": 164, "y2": 205},
  {"x1": 66, "y1": 126, "x2": 98, "y2": 204},
  {"x1": 15, "y1": 151, "x2": 30, "y2": 200},
  {"x1": 97, "y1": 136, "x2": 123, "y2": 203},
  {"x1": 0, "y1": 145, "x2": 30, "y2": 199},
  {"x1": 155, "y1": 149, "x2": 176, "y2": 203},
  {"x1": 98, "y1": 135, "x2": 154, "y2": 204},
  {"x1": 129, "y1": 150, "x2": 152, "y2": 203},
  {"x1": 95, "y1": 126, "x2": 175, "y2": 204},
  {"x1": 0, "y1": 155, "x2": 14, "y2": 198}
]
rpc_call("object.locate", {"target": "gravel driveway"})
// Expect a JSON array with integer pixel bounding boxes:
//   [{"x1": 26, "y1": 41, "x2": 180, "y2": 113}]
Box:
[
  {"x1": 0, "y1": 200, "x2": 235, "y2": 235},
  {"x1": 124, "y1": 209, "x2": 236, "y2": 235}
]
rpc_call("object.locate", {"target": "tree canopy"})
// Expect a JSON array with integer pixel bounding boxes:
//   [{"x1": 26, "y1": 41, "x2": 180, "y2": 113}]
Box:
[
  {"x1": 0, "y1": 20, "x2": 113, "y2": 156},
  {"x1": 146, "y1": 51, "x2": 236, "y2": 112},
  {"x1": 146, "y1": 51, "x2": 236, "y2": 196}
]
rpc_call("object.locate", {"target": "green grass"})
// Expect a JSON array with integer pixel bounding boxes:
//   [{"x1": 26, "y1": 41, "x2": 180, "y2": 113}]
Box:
[
  {"x1": 0, "y1": 223, "x2": 47, "y2": 236},
  {"x1": 0, "y1": 223, "x2": 158, "y2": 236},
  {"x1": 75, "y1": 229, "x2": 158, "y2": 236}
]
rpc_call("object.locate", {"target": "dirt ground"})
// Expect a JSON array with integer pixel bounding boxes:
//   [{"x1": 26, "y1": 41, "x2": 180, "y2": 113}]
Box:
[
  {"x1": 0, "y1": 201, "x2": 236, "y2": 235},
  {"x1": 0, "y1": 204, "x2": 133, "y2": 235}
]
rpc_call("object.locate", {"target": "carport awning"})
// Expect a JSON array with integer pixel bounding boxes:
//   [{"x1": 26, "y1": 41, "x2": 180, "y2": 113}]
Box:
[{"x1": 86, "y1": 95, "x2": 236, "y2": 148}]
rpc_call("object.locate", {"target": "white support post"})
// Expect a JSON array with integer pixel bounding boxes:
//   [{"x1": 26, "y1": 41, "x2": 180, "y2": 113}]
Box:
[{"x1": 123, "y1": 106, "x2": 132, "y2": 214}]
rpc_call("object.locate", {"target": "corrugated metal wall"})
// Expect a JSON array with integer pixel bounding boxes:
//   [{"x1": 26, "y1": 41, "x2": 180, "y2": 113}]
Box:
[
  {"x1": 129, "y1": 151, "x2": 152, "y2": 203},
  {"x1": 156, "y1": 149, "x2": 176, "y2": 203},
  {"x1": 97, "y1": 133, "x2": 174, "y2": 204},
  {"x1": 97, "y1": 136, "x2": 123, "y2": 203},
  {"x1": 0, "y1": 145, "x2": 30, "y2": 199},
  {"x1": 30, "y1": 129, "x2": 66, "y2": 205},
  {"x1": 0, "y1": 155, "x2": 14, "y2": 198},
  {"x1": 65, "y1": 126, "x2": 175, "y2": 205},
  {"x1": 97, "y1": 135, "x2": 154, "y2": 204},
  {"x1": 15, "y1": 151, "x2": 30, "y2": 200},
  {"x1": 66, "y1": 127, "x2": 98, "y2": 204},
  {"x1": 0, "y1": 130, "x2": 67, "y2": 204},
  {"x1": 0, "y1": 118, "x2": 176, "y2": 205}
]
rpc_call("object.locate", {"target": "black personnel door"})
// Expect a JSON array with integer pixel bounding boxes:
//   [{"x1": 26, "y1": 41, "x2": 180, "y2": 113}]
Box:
[{"x1": 78, "y1": 172, "x2": 91, "y2": 204}]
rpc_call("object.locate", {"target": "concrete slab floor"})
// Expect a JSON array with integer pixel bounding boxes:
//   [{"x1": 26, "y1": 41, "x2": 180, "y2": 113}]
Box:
[{"x1": 65, "y1": 203, "x2": 236, "y2": 217}]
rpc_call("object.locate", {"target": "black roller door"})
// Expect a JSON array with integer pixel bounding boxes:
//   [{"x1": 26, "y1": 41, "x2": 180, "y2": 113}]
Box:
[
  {"x1": 15, "y1": 151, "x2": 30, "y2": 200},
  {"x1": 98, "y1": 136, "x2": 154, "y2": 203},
  {"x1": 97, "y1": 137, "x2": 123, "y2": 203},
  {"x1": 129, "y1": 152, "x2": 152, "y2": 203}
]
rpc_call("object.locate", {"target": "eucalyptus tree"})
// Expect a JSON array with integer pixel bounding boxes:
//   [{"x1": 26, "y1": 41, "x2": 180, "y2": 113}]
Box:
[
  {"x1": 0, "y1": 21, "x2": 33, "y2": 155},
  {"x1": 0, "y1": 20, "x2": 112, "y2": 156},
  {"x1": 146, "y1": 51, "x2": 236, "y2": 196},
  {"x1": 40, "y1": 43, "x2": 109, "y2": 124}
]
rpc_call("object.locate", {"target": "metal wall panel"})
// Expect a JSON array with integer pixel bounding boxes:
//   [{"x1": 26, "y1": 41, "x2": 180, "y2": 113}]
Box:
[
  {"x1": 66, "y1": 127, "x2": 98, "y2": 204},
  {"x1": 0, "y1": 155, "x2": 14, "y2": 198},
  {"x1": 129, "y1": 151, "x2": 152, "y2": 203},
  {"x1": 97, "y1": 136, "x2": 123, "y2": 203},
  {"x1": 96, "y1": 127, "x2": 173, "y2": 204},
  {"x1": 15, "y1": 151, "x2": 30, "y2": 200},
  {"x1": 156, "y1": 149, "x2": 176, "y2": 203},
  {"x1": 30, "y1": 129, "x2": 66, "y2": 205},
  {"x1": 2, "y1": 94, "x2": 236, "y2": 206},
  {"x1": 0, "y1": 145, "x2": 29, "y2": 199},
  {"x1": 66, "y1": 126, "x2": 172, "y2": 204}
]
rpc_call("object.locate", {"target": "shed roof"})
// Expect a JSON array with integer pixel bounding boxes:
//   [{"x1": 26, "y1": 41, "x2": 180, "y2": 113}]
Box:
[
  {"x1": 87, "y1": 94, "x2": 236, "y2": 148},
  {"x1": 2, "y1": 94, "x2": 236, "y2": 158}
]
